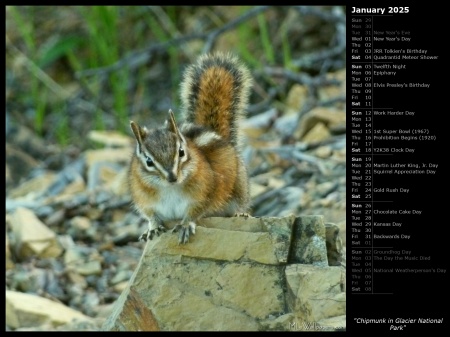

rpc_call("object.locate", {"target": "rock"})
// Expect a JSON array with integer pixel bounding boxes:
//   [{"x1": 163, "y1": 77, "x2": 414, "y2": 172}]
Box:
[
  {"x1": 285, "y1": 264, "x2": 345, "y2": 322},
  {"x1": 104, "y1": 288, "x2": 161, "y2": 331},
  {"x1": 10, "y1": 207, "x2": 63, "y2": 260},
  {"x1": 45, "y1": 209, "x2": 66, "y2": 227},
  {"x1": 6, "y1": 290, "x2": 92, "y2": 329},
  {"x1": 106, "y1": 167, "x2": 129, "y2": 196},
  {"x1": 113, "y1": 281, "x2": 129, "y2": 293},
  {"x1": 85, "y1": 148, "x2": 131, "y2": 170},
  {"x1": 325, "y1": 223, "x2": 343, "y2": 266},
  {"x1": 52, "y1": 318, "x2": 103, "y2": 331},
  {"x1": 294, "y1": 107, "x2": 346, "y2": 140},
  {"x1": 49, "y1": 157, "x2": 85, "y2": 192},
  {"x1": 6, "y1": 124, "x2": 53, "y2": 160},
  {"x1": 110, "y1": 270, "x2": 133, "y2": 286},
  {"x1": 301, "y1": 122, "x2": 331, "y2": 143},
  {"x1": 273, "y1": 113, "x2": 297, "y2": 138},
  {"x1": 75, "y1": 260, "x2": 102, "y2": 277},
  {"x1": 70, "y1": 216, "x2": 91, "y2": 231},
  {"x1": 10, "y1": 268, "x2": 47, "y2": 294},
  {"x1": 87, "y1": 162, "x2": 122, "y2": 190},
  {"x1": 67, "y1": 271, "x2": 88, "y2": 289},
  {"x1": 5, "y1": 144, "x2": 39, "y2": 190},
  {"x1": 285, "y1": 84, "x2": 309, "y2": 114},
  {"x1": 314, "y1": 145, "x2": 332, "y2": 158},
  {"x1": 249, "y1": 182, "x2": 267, "y2": 199},
  {"x1": 103, "y1": 215, "x2": 345, "y2": 331},
  {"x1": 64, "y1": 246, "x2": 102, "y2": 276},
  {"x1": 6, "y1": 234, "x2": 14, "y2": 270},
  {"x1": 315, "y1": 181, "x2": 337, "y2": 198},
  {"x1": 147, "y1": 226, "x2": 280, "y2": 265},
  {"x1": 290, "y1": 215, "x2": 328, "y2": 266},
  {"x1": 9, "y1": 172, "x2": 57, "y2": 199},
  {"x1": 112, "y1": 223, "x2": 140, "y2": 245},
  {"x1": 88, "y1": 130, "x2": 133, "y2": 148},
  {"x1": 317, "y1": 69, "x2": 346, "y2": 106},
  {"x1": 242, "y1": 108, "x2": 278, "y2": 131},
  {"x1": 60, "y1": 175, "x2": 86, "y2": 195}
]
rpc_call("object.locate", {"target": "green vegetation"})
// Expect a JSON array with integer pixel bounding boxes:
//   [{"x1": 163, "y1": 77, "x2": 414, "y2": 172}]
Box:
[{"x1": 6, "y1": 6, "x2": 300, "y2": 147}]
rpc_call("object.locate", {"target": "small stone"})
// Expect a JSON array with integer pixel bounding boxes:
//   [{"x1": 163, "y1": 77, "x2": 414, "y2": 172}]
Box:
[
  {"x1": 85, "y1": 148, "x2": 131, "y2": 170},
  {"x1": 6, "y1": 290, "x2": 91, "y2": 329},
  {"x1": 67, "y1": 271, "x2": 88, "y2": 289},
  {"x1": 316, "y1": 181, "x2": 336, "y2": 198},
  {"x1": 317, "y1": 69, "x2": 345, "y2": 105},
  {"x1": 249, "y1": 182, "x2": 267, "y2": 199},
  {"x1": 70, "y1": 216, "x2": 91, "y2": 231},
  {"x1": 60, "y1": 175, "x2": 86, "y2": 195},
  {"x1": 295, "y1": 107, "x2": 345, "y2": 140},
  {"x1": 315, "y1": 145, "x2": 332, "y2": 158},
  {"x1": 64, "y1": 247, "x2": 84, "y2": 266},
  {"x1": 88, "y1": 130, "x2": 133, "y2": 148},
  {"x1": 65, "y1": 247, "x2": 102, "y2": 276},
  {"x1": 9, "y1": 173, "x2": 57, "y2": 199},
  {"x1": 10, "y1": 207, "x2": 63, "y2": 260},
  {"x1": 110, "y1": 270, "x2": 133, "y2": 285},
  {"x1": 107, "y1": 168, "x2": 129, "y2": 195},
  {"x1": 285, "y1": 84, "x2": 308, "y2": 114},
  {"x1": 112, "y1": 223, "x2": 140, "y2": 245},
  {"x1": 75, "y1": 260, "x2": 102, "y2": 276},
  {"x1": 301, "y1": 122, "x2": 331, "y2": 143},
  {"x1": 242, "y1": 108, "x2": 278, "y2": 130},
  {"x1": 87, "y1": 161, "x2": 122, "y2": 190},
  {"x1": 113, "y1": 281, "x2": 129, "y2": 293},
  {"x1": 6, "y1": 234, "x2": 14, "y2": 270}
]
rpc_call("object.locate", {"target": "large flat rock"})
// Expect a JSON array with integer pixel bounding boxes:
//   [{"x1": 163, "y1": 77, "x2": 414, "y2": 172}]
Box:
[{"x1": 102, "y1": 215, "x2": 345, "y2": 331}]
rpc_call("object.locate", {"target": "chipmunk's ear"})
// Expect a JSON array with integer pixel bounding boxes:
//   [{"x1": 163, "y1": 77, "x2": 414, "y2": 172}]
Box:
[
  {"x1": 167, "y1": 110, "x2": 186, "y2": 144},
  {"x1": 130, "y1": 121, "x2": 147, "y2": 146},
  {"x1": 167, "y1": 109, "x2": 179, "y2": 133}
]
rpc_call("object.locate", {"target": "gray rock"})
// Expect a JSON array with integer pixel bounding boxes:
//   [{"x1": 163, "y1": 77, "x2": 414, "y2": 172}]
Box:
[
  {"x1": 102, "y1": 216, "x2": 345, "y2": 331},
  {"x1": 290, "y1": 215, "x2": 328, "y2": 266}
]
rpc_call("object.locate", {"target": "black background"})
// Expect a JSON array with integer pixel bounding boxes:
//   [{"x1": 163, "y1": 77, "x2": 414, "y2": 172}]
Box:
[{"x1": 346, "y1": 3, "x2": 447, "y2": 334}]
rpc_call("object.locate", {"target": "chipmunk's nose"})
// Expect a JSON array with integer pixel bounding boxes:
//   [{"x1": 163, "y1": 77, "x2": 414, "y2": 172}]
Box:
[{"x1": 167, "y1": 172, "x2": 177, "y2": 183}]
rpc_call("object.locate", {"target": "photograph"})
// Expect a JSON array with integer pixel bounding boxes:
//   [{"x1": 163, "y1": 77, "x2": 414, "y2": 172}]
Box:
[{"x1": 5, "y1": 5, "x2": 347, "y2": 331}]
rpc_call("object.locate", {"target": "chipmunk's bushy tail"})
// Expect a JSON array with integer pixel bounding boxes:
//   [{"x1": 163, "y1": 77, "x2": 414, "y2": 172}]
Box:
[{"x1": 180, "y1": 52, "x2": 252, "y2": 148}]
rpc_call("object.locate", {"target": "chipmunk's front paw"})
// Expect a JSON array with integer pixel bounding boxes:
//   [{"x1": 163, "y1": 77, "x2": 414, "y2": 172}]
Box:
[
  {"x1": 139, "y1": 225, "x2": 166, "y2": 242},
  {"x1": 172, "y1": 221, "x2": 196, "y2": 244}
]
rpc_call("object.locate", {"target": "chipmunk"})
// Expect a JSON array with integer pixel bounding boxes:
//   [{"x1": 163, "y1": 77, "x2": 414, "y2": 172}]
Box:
[{"x1": 128, "y1": 52, "x2": 252, "y2": 244}]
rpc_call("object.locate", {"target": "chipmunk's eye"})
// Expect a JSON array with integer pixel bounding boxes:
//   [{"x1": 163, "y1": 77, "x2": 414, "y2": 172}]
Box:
[
  {"x1": 179, "y1": 147, "x2": 185, "y2": 157},
  {"x1": 145, "y1": 156, "x2": 154, "y2": 167}
]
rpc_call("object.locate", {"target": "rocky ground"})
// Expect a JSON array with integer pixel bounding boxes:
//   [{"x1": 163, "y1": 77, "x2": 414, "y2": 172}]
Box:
[{"x1": 6, "y1": 75, "x2": 346, "y2": 330}]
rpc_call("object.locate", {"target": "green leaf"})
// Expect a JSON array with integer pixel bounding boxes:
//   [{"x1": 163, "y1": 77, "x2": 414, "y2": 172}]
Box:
[{"x1": 38, "y1": 35, "x2": 84, "y2": 68}]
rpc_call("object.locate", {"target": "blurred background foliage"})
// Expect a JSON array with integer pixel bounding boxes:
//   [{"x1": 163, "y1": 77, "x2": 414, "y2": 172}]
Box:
[
  {"x1": 6, "y1": 6, "x2": 344, "y2": 149},
  {"x1": 5, "y1": 9, "x2": 347, "y2": 327}
]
